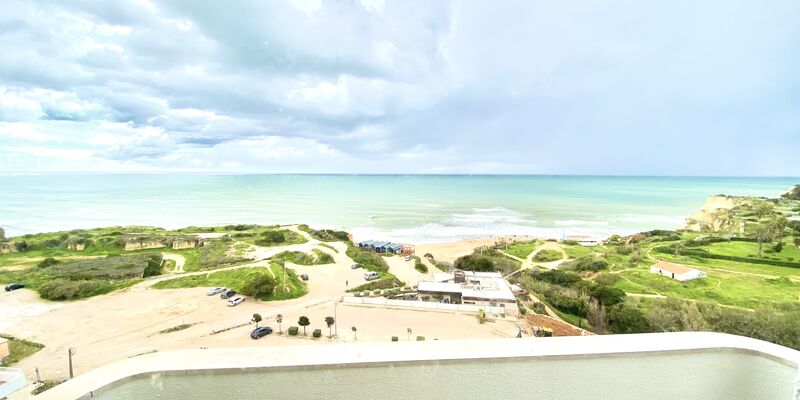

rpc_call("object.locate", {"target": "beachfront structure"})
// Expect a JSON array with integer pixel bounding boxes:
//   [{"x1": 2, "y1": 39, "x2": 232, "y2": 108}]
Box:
[
  {"x1": 650, "y1": 261, "x2": 707, "y2": 281},
  {"x1": 357, "y1": 240, "x2": 414, "y2": 255},
  {"x1": 417, "y1": 270, "x2": 518, "y2": 316},
  {"x1": 34, "y1": 333, "x2": 800, "y2": 400}
]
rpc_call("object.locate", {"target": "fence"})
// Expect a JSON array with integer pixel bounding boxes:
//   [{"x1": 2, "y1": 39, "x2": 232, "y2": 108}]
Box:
[{"x1": 342, "y1": 296, "x2": 512, "y2": 316}]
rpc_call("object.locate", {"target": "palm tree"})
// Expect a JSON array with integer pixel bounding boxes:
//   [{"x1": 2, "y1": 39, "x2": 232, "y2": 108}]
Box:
[{"x1": 351, "y1": 326, "x2": 358, "y2": 341}]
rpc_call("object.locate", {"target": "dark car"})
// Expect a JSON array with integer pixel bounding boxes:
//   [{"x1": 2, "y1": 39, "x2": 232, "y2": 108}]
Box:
[
  {"x1": 5, "y1": 283, "x2": 25, "y2": 292},
  {"x1": 250, "y1": 326, "x2": 273, "y2": 339},
  {"x1": 300, "y1": 274, "x2": 309, "y2": 281},
  {"x1": 220, "y1": 289, "x2": 237, "y2": 299}
]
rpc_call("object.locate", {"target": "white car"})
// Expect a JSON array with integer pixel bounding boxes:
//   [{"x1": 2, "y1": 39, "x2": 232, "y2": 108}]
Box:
[
  {"x1": 404, "y1": 255, "x2": 413, "y2": 261},
  {"x1": 364, "y1": 271, "x2": 380, "y2": 281},
  {"x1": 207, "y1": 287, "x2": 225, "y2": 296},
  {"x1": 227, "y1": 296, "x2": 245, "y2": 307}
]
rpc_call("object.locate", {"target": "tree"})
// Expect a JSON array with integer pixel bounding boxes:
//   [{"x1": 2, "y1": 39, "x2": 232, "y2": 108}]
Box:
[
  {"x1": 298, "y1": 316, "x2": 310, "y2": 335},
  {"x1": 770, "y1": 216, "x2": 789, "y2": 246},
  {"x1": 240, "y1": 273, "x2": 276, "y2": 298},
  {"x1": 325, "y1": 316, "x2": 335, "y2": 337},
  {"x1": 351, "y1": 326, "x2": 358, "y2": 341},
  {"x1": 276, "y1": 314, "x2": 283, "y2": 334},
  {"x1": 754, "y1": 224, "x2": 773, "y2": 258},
  {"x1": 585, "y1": 299, "x2": 607, "y2": 333},
  {"x1": 754, "y1": 202, "x2": 774, "y2": 220},
  {"x1": 251, "y1": 313, "x2": 262, "y2": 328}
]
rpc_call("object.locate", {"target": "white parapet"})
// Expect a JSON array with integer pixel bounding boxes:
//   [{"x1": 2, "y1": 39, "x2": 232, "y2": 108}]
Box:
[
  {"x1": 0, "y1": 367, "x2": 27, "y2": 398},
  {"x1": 28, "y1": 332, "x2": 800, "y2": 400}
]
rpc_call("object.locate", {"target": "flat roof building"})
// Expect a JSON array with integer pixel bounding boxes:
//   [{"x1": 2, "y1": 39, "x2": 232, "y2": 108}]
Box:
[
  {"x1": 650, "y1": 261, "x2": 707, "y2": 282},
  {"x1": 417, "y1": 270, "x2": 517, "y2": 315}
]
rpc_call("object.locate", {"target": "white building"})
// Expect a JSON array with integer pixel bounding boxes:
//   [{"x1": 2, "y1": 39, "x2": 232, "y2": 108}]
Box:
[
  {"x1": 417, "y1": 270, "x2": 518, "y2": 316},
  {"x1": 650, "y1": 261, "x2": 707, "y2": 281}
]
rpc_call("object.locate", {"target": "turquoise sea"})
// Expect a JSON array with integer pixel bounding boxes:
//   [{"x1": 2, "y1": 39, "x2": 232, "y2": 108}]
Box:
[{"x1": 0, "y1": 174, "x2": 795, "y2": 242}]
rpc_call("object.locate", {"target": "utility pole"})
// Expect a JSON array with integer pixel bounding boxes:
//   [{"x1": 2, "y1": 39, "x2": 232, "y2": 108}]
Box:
[
  {"x1": 68, "y1": 348, "x2": 77, "y2": 379},
  {"x1": 333, "y1": 299, "x2": 338, "y2": 337}
]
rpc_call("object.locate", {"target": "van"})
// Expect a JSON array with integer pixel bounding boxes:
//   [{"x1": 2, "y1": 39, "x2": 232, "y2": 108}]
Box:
[{"x1": 364, "y1": 271, "x2": 380, "y2": 281}]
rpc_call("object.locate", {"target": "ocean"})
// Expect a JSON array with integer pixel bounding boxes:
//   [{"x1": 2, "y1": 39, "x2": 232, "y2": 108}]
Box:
[{"x1": 0, "y1": 174, "x2": 795, "y2": 243}]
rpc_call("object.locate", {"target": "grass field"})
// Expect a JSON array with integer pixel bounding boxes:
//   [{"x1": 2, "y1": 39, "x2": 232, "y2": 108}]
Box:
[
  {"x1": 0, "y1": 335, "x2": 44, "y2": 366},
  {"x1": 505, "y1": 241, "x2": 542, "y2": 259},
  {"x1": 561, "y1": 244, "x2": 597, "y2": 259},
  {"x1": 704, "y1": 241, "x2": 800, "y2": 261},
  {"x1": 151, "y1": 264, "x2": 308, "y2": 301},
  {"x1": 533, "y1": 249, "x2": 563, "y2": 262}
]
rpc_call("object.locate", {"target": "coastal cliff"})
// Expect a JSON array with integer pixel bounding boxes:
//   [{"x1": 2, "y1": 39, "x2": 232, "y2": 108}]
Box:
[{"x1": 685, "y1": 195, "x2": 750, "y2": 232}]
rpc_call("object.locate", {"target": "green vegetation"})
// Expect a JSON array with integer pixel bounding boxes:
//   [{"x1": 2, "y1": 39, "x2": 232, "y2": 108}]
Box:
[
  {"x1": 159, "y1": 323, "x2": 195, "y2": 334},
  {"x1": 0, "y1": 253, "x2": 161, "y2": 300},
  {"x1": 782, "y1": 185, "x2": 800, "y2": 200},
  {"x1": 318, "y1": 243, "x2": 339, "y2": 253},
  {"x1": 510, "y1": 191, "x2": 800, "y2": 350},
  {"x1": 0, "y1": 335, "x2": 44, "y2": 366},
  {"x1": 454, "y1": 248, "x2": 521, "y2": 274},
  {"x1": 345, "y1": 244, "x2": 389, "y2": 273},
  {"x1": 505, "y1": 240, "x2": 542, "y2": 259},
  {"x1": 297, "y1": 225, "x2": 349, "y2": 242},
  {"x1": 532, "y1": 249, "x2": 563, "y2": 262},
  {"x1": 288, "y1": 326, "x2": 299, "y2": 336},
  {"x1": 412, "y1": 256, "x2": 428, "y2": 273},
  {"x1": 152, "y1": 265, "x2": 307, "y2": 301},
  {"x1": 347, "y1": 276, "x2": 404, "y2": 293}
]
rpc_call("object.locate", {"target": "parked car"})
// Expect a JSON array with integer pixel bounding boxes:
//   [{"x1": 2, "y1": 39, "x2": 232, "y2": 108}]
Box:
[
  {"x1": 404, "y1": 255, "x2": 413, "y2": 261},
  {"x1": 250, "y1": 326, "x2": 273, "y2": 339},
  {"x1": 351, "y1": 263, "x2": 362, "y2": 269},
  {"x1": 206, "y1": 287, "x2": 225, "y2": 296},
  {"x1": 4, "y1": 283, "x2": 24, "y2": 292},
  {"x1": 220, "y1": 289, "x2": 237, "y2": 299},
  {"x1": 364, "y1": 271, "x2": 380, "y2": 281},
  {"x1": 227, "y1": 296, "x2": 245, "y2": 307},
  {"x1": 300, "y1": 274, "x2": 309, "y2": 281}
]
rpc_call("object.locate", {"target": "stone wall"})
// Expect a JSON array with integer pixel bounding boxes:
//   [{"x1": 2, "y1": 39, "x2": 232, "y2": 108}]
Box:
[
  {"x1": 0, "y1": 242, "x2": 17, "y2": 253},
  {"x1": 68, "y1": 242, "x2": 86, "y2": 251},
  {"x1": 124, "y1": 240, "x2": 165, "y2": 251},
  {"x1": 172, "y1": 239, "x2": 198, "y2": 250}
]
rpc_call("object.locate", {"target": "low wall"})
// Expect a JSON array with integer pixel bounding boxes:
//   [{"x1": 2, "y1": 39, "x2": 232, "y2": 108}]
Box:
[
  {"x1": 30, "y1": 333, "x2": 800, "y2": 400},
  {"x1": 342, "y1": 296, "x2": 511, "y2": 316}
]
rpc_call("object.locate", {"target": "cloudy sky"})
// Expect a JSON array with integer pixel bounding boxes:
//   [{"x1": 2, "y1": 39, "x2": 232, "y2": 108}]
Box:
[{"x1": 0, "y1": 0, "x2": 798, "y2": 175}]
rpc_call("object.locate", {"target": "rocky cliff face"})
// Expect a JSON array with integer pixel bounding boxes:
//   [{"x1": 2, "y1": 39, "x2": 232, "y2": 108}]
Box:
[{"x1": 685, "y1": 195, "x2": 749, "y2": 232}]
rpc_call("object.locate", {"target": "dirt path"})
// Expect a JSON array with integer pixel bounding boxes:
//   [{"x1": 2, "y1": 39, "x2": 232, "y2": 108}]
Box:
[
  {"x1": 161, "y1": 253, "x2": 186, "y2": 273},
  {"x1": 502, "y1": 241, "x2": 570, "y2": 277}
]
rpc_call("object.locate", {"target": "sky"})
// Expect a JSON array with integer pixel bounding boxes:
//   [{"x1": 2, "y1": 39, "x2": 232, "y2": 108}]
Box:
[{"x1": 0, "y1": 0, "x2": 798, "y2": 176}]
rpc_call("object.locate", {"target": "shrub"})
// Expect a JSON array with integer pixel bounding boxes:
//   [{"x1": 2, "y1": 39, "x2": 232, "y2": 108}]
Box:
[
  {"x1": 478, "y1": 309, "x2": 486, "y2": 324},
  {"x1": 608, "y1": 303, "x2": 650, "y2": 334},
  {"x1": 774, "y1": 241, "x2": 783, "y2": 253},
  {"x1": 261, "y1": 230, "x2": 285, "y2": 244},
  {"x1": 312, "y1": 329, "x2": 322, "y2": 338},
  {"x1": 414, "y1": 257, "x2": 428, "y2": 273},
  {"x1": 594, "y1": 273, "x2": 620, "y2": 285},
  {"x1": 391, "y1": 336, "x2": 399, "y2": 342},
  {"x1": 346, "y1": 245, "x2": 389, "y2": 273},
  {"x1": 14, "y1": 241, "x2": 28, "y2": 251},
  {"x1": 37, "y1": 257, "x2": 60, "y2": 269},
  {"x1": 38, "y1": 279, "x2": 112, "y2": 300},
  {"x1": 416, "y1": 336, "x2": 425, "y2": 341},
  {"x1": 240, "y1": 273, "x2": 277, "y2": 298},
  {"x1": 288, "y1": 326, "x2": 299, "y2": 336},
  {"x1": 530, "y1": 270, "x2": 582, "y2": 287},
  {"x1": 544, "y1": 292, "x2": 587, "y2": 317},
  {"x1": 454, "y1": 254, "x2": 494, "y2": 272},
  {"x1": 562, "y1": 256, "x2": 609, "y2": 272},
  {"x1": 532, "y1": 302, "x2": 547, "y2": 314},
  {"x1": 585, "y1": 285, "x2": 626, "y2": 307}
]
